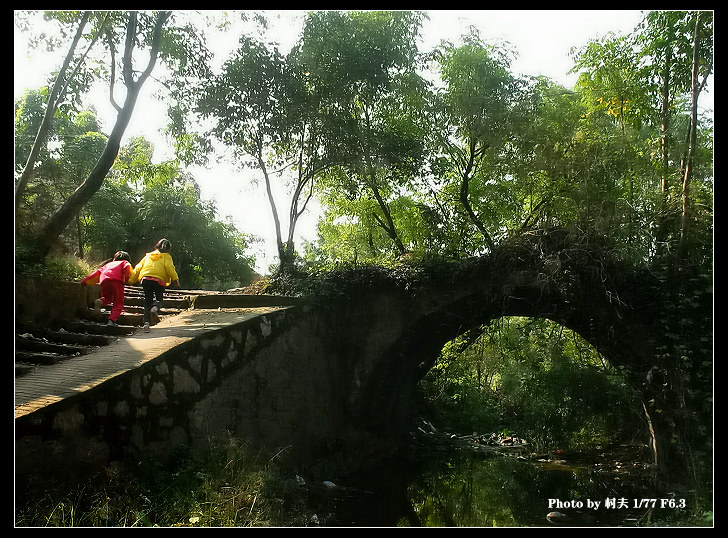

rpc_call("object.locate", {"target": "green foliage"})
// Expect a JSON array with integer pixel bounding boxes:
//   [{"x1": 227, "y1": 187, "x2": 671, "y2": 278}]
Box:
[
  {"x1": 420, "y1": 317, "x2": 643, "y2": 451},
  {"x1": 294, "y1": 11, "x2": 712, "y2": 272},
  {"x1": 82, "y1": 138, "x2": 257, "y2": 289},
  {"x1": 15, "y1": 10, "x2": 712, "y2": 274},
  {"x1": 436, "y1": 30, "x2": 519, "y2": 143},
  {"x1": 14, "y1": 99, "x2": 256, "y2": 288},
  {"x1": 14, "y1": 89, "x2": 47, "y2": 169},
  {"x1": 298, "y1": 10, "x2": 423, "y2": 99},
  {"x1": 15, "y1": 436, "x2": 315, "y2": 527},
  {"x1": 15, "y1": 89, "x2": 109, "y2": 241},
  {"x1": 14, "y1": 244, "x2": 89, "y2": 282}
]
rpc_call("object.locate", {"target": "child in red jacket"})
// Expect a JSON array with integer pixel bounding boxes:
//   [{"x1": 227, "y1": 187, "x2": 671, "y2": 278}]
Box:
[{"x1": 81, "y1": 251, "x2": 132, "y2": 326}]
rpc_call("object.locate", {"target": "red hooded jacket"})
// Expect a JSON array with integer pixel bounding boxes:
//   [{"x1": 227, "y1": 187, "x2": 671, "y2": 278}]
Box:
[{"x1": 81, "y1": 260, "x2": 132, "y2": 286}]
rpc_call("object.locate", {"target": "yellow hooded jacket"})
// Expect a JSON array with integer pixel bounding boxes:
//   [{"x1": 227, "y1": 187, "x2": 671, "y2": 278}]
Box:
[{"x1": 130, "y1": 250, "x2": 179, "y2": 286}]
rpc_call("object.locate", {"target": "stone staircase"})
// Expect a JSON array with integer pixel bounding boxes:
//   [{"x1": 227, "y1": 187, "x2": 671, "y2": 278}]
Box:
[{"x1": 15, "y1": 285, "x2": 193, "y2": 377}]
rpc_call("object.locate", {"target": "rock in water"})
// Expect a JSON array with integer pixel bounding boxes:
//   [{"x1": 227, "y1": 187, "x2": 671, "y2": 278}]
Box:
[{"x1": 546, "y1": 511, "x2": 568, "y2": 525}]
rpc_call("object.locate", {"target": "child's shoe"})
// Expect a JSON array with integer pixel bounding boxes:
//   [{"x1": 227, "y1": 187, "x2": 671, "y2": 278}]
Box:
[
  {"x1": 150, "y1": 305, "x2": 160, "y2": 325},
  {"x1": 107, "y1": 319, "x2": 119, "y2": 326},
  {"x1": 143, "y1": 322, "x2": 150, "y2": 333}
]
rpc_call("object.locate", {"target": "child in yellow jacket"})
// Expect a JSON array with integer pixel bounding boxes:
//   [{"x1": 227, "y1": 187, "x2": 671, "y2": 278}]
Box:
[{"x1": 130, "y1": 238, "x2": 180, "y2": 332}]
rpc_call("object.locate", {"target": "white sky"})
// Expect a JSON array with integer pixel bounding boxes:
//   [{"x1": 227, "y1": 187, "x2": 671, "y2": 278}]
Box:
[{"x1": 16, "y1": 10, "x2": 711, "y2": 274}]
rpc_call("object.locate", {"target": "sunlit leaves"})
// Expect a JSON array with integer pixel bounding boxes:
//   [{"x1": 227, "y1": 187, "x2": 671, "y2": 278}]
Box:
[
  {"x1": 437, "y1": 35, "x2": 516, "y2": 143},
  {"x1": 298, "y1": 10, "x2": 423, "y2": 102},
  {"x1": 572, "y1": 34, "x2": 651, "y2": 131},
  {"x1": 421, "y1": 317, "x2": 639, "y2": 450}
]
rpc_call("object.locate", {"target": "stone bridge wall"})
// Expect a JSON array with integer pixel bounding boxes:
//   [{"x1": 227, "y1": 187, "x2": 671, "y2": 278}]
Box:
[
  {"x1": 13, "y1": 262, "x2": 649, "y2": 489},
  {"x1": 15, "y1": 303, "x2": 349, "y2": 487},
  {"x1": 15, "y1": 278, "x2": 100, "y2": 325}
]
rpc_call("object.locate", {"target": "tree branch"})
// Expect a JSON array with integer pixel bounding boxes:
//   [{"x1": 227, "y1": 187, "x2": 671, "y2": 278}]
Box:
[{"x1": 15, "y1": 11, "x2": 91, "y2": 212}]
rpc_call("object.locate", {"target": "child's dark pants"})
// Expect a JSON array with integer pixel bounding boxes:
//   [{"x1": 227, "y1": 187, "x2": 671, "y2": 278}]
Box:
[{"x1": 142, "y1": 278, "x2": 166, "y2": 324}]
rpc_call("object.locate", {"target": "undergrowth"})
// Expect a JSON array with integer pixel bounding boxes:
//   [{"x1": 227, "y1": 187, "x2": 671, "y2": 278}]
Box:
[
  {"x1": 15, "y1": 245, "x2": 96, "y2": 282},
  {"x1": 15, "y1": 436, "x2": 315, "y2": 528}
]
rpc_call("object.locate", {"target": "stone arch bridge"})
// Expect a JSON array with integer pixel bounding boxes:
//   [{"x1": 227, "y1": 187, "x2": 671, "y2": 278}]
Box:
[{"x1": 15, "y1": 231, "x2": 712, "y2": 489}]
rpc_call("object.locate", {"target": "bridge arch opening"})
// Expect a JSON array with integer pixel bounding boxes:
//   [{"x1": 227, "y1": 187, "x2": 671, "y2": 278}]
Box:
[{"x1": 415, "y1": 316, "x2": 647, "y2": 454}]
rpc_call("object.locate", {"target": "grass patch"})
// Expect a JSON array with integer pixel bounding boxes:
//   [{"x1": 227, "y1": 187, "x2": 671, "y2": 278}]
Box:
[
  {"x1": 15, "y1": 246, "x2": 96, "y2": 282},
  {"x1": 15, "y1": 436, "x2": 316, "y2": 527}
]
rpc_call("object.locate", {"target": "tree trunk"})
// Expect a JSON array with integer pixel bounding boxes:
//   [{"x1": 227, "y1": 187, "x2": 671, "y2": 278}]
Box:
[
  {"x1": 654, "y1": 44, "x2": 673, "y2": 257},
  {"x1": 643, "y1": 383, "x2": 701, "y2": 491},
  {"x1": 31, "y1": 11, "x2": 169, "y2": 260},
  {"x1": 369, "y1": 177, "x2": 407, "y2": 256},
  {"x1": 357, "y1": 103, "x2": 407, "y2": 256},
  {"x1": 660, "y1": 46, "x2": 672, "y2": 198},
  {"x1": 678, "y1": 12, "x2": 703, "y2": 259},
  {"x1": 678, "y1": 11, "x2": 712, "y2": 261},
  {"x1": 284, "y1": 135, "x2": 319, "y2": 268},
  {"x1": 35, "y1": 90, "x2": 138, "y2": 257},
  {"x1": 459, "y1": 139, "x2": 495, "y2": 251},
  {"x1": 76, "y1": 212, "x2": 84, "y2": 259},
  {"x1": 15, "y1": 12, "x2": 90, "y2": 213}
]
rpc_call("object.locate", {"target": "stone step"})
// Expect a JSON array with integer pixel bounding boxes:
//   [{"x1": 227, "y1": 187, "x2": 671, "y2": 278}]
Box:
[
  {"x1": 15, "y1": 351, "x2": 68, "y2": 366},
  {"x1": 90, "y1": 304, "x2": 183, "y2": 316},
  {"x1": 15, "y1": 363, "x2": 37, "y2": 377},
  {"x1": 16, "y1": 326, "x2": 114, "y2": 347},
  {"x1": 122, "y1": 297, "x2": 191, "y2": 309},
  {"x1": 123, "y1": 286, "x2": 193, "y2": 309},
  {"x1": 92, "y1": 285, "x2": 190, "y2": 310},
  {"x1": 54, "y1": 319, "x2": 137, "y2": 337},
  {"x1": 15, "y1": 336, "x2": 91, "y2": 356},
  {"x1": 15, "y1": 320, "x2": 135, "y2": 375},
  {"x1": 77, "y1": 309, "x2": 142, "y2": 325},
  {"x1": 96, "y1": 291, "x2": 191, "y2": 309},
  {"x1": 15, "y1": 328, "x2": 110, "y2": 376},
  {"x1": 77, "y1": 307, "x2": 182, "y2": 327},
  {"x1": 15, "y1": 285, "x2": 204, "y2": 374}
]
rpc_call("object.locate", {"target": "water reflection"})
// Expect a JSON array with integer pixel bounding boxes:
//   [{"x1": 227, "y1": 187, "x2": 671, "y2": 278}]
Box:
[{"x1": 313, "y1": 450, "x2": 682, "y2": 527}]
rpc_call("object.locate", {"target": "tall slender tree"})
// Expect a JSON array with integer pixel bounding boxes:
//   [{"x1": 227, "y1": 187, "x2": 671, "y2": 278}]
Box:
[
  {"x1": 634, "y1": 11, "x2": 713, "y2": 255},
  {"x1": 297, "y1": 10, "x2": 427, "y2": 257},
  {"x1": 679, "y1": 11, "x2": 713, "y2": 258},
  {"x1": 194, "y1": 11, "x2": 426, "y2": 269},
  {"x1": 195, "y1": 34, "x2": 341, "y2": 269},
  {"x1": 14, "y1": 11, "x2": 108, "y2": 212},
  {"x1": 21, "y1": 11, "x2": 170, "y2": 259},
  {"x1": 433, "y1": 31, "x2": 523, "y2": 251},
  {"x1": 17, "y1": 10, "x2": 216, "y2": 261}
]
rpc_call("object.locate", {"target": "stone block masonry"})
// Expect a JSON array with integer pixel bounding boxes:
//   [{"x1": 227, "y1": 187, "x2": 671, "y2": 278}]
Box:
[{"x1": 15, "y1": 305, "x2": 310, "y2": 488}]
